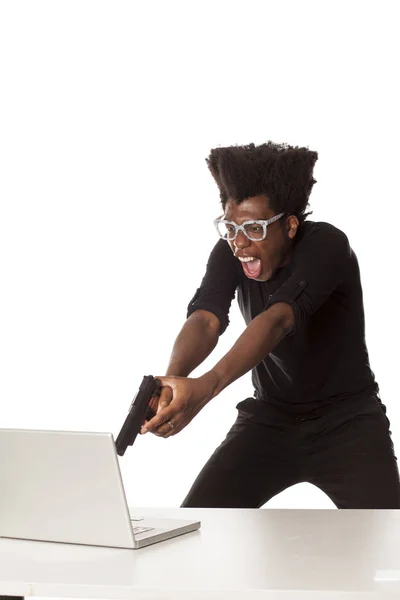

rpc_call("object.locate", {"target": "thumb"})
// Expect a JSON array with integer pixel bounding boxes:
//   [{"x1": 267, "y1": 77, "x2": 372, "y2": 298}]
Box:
[
  {"x1": 154, "y1": 376, "x2": 181, "y2": 410},
  {"x1": 154, "y1": 377, "x2": 175, "y2": 412}
]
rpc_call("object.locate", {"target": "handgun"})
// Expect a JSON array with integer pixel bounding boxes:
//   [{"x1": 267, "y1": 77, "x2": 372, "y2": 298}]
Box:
[{"x1": 115, "y1": 375, "x2": 161, "y2": 456}]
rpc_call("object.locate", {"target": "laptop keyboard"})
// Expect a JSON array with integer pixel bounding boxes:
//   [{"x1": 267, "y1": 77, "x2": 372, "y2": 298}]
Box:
[
  {"x1": 132, "y1": 526, "x2": 155, "y2": 535},
  {"x1": 130, "y1": 516, "x2": 155, "y2": 535}
]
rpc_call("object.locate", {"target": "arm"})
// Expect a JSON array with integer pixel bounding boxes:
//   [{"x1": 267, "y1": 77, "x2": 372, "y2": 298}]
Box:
[
  {"x1": 142, "y1": 302, "x2": 294, "y2": 435},
  {"x1": 145, "y1": 240, "x2": 239, "y2": 429},
  {"x1": 200, "y1": 302, "x2": 294, "y2": 400},
  {"x1": 144, "y1": 309, "x2": 221, "y2": 424},
  {"x1": 165, "y1": 238, "x2": 240, "y2": 379},
  {"x1": 165, "y1": 309, "x2": 221, "y2": 377}
]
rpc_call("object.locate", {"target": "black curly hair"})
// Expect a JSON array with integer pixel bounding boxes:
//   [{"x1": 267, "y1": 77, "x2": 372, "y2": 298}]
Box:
[{"x1": 206, "y1": 141, "x2": 318, "y2": 226}]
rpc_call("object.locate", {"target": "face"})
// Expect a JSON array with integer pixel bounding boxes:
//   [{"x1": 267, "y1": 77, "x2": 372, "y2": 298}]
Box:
[{"x1": 224, "y1": 195, "x2": 299, "y2": 282}]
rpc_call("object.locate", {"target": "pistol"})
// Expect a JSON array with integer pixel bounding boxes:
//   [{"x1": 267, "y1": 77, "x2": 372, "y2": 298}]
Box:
[{"x1": 115, "y1": 375, "x2": 161, "y2": 456}]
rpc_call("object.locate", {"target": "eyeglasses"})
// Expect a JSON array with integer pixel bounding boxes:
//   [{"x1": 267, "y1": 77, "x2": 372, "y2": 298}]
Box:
[{"x1": 214, "y1": 213, "x2": 286, "y2": 242}]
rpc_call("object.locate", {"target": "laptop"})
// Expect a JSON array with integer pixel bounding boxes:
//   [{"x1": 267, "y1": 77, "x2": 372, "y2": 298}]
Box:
[{"x1": 0, "y1": 429, "x2": 200, "y2": 549}]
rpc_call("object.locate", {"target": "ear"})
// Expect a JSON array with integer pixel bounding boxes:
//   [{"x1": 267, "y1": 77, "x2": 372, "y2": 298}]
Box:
[{"x1": 286, "y1": 215, "x2": 299, "y2": 239}]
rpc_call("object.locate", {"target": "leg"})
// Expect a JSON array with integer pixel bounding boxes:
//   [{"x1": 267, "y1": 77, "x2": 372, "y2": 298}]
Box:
[
  {"x1": 306, "y1": 396, "x2": 400, "y2": 509},
  {"x1": 181, "y1": 409, "x2": 300, "y2": 508}
]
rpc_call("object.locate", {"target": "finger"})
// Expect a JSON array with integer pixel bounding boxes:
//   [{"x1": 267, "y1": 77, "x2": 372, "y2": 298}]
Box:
[
  {"x1": 152, "y1": 419, "x2": 181, "y2": 437},
  {"x1": 153, "y1": 414, "x2": 183, "y2": 437},
  {"x1": 148, "y1": 396, "x2": 159, "y2": 414},
  {"x1": 154, "y1": 375, "x2": 182, "y2": 394},
  {"x1": 142, "y1": 411, "x2": 175, "y2": 434},
  {"x1": 146, "y1": 385, "x2": 171, "y2": 419},
  {"x1": 141, "y1": 405, "x2": 177, "y2": 434},
  {"x1": 156, "y1": 386, "x2": 173, "y2": 414},
  {"x1": 162, "y1": 423, "x2": 180, "y2": 438},
  {"x1": 141, "y1": 384, "x2": 178, "y2": 434},
  {"x1": 140, "y1": 418, "x2": 150, "y2": 434},
  {"x1": 145, "y1": 379, "x2": 174, "y2": 418}
]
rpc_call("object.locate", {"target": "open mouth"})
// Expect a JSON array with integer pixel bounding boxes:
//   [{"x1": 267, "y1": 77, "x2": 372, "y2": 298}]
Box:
[{"x1": 238, "y1": 256, "x2": 262, "y2": 279}]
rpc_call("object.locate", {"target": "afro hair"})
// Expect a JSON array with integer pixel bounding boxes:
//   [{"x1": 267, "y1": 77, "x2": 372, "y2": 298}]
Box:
[{"x1": 206, "y1": 141, "x2": 318, "y2": 225}]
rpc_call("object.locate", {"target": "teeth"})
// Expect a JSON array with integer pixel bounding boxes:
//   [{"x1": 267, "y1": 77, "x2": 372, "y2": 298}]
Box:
[{"x1": 238, "y1": 256, "x2": 256, "y2": 263}]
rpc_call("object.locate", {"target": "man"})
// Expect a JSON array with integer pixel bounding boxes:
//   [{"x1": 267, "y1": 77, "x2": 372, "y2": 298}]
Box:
[{"x1": 140, "y1": 141, "x2": 400, "y2": 509}]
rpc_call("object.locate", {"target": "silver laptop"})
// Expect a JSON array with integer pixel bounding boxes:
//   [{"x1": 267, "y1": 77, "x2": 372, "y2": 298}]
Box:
[{"x1": 0, "y1": 429, "x2": 200, "y2": 549}]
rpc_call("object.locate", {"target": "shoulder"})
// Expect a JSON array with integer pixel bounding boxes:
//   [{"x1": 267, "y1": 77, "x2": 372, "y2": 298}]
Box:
[
  {"x1": 294, "y1": 220, "x2": 350, "y2": 256},
  {"x1": 209, "y1": 238, "x2": 235, "y2": 257},
  {"x1": 203, "y1": 239, "x2": 243, "y2": 281},
  {"x1": 208, "y1": 239, "x2": 242, "y2": 268}
]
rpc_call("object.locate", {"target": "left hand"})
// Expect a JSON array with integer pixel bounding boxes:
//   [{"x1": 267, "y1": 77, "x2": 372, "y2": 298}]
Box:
[{"x1": 140, "y1": 374, "x2": 215, "y2": 438}]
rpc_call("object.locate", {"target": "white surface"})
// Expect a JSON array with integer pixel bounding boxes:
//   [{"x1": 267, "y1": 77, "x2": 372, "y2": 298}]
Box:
[{"x1": 1, "y1": 507, "x2": 400, "y2": 599}]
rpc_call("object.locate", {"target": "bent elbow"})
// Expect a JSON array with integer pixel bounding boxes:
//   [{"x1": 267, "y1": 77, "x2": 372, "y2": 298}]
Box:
[
  {"x1": 268, "y1": 302, "x2": 295, "y2": 336},
  {"x1": 189, "y1": 309, "x2": 222, "y2": 338}
]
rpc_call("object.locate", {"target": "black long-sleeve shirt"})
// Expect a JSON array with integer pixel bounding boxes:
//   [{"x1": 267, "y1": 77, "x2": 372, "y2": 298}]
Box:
[{"x1": 187, "y1": 220, "x2": 379, "y2": 416}]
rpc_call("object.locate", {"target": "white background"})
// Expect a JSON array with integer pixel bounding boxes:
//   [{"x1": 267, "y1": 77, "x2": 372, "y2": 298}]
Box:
[{"x1": 1, "y1": 0, "x2": 399, "y2": 510}]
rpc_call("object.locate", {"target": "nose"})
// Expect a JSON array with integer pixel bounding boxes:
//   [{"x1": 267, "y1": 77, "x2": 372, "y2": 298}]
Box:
[
  {"x1": 233, "y1": 231, "x2": 251, "y2": 253},
  {"x1": 233, "y1": 230, "x2": 251, "y2": 250}
]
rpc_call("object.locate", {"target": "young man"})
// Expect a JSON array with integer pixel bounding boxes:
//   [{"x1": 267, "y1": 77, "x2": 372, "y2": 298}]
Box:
[{"x1": 141, "y1": 141, "x2": 400, "y2": 509}]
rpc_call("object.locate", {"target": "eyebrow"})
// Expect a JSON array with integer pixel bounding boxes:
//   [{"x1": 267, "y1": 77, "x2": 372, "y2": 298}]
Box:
[{"x1": 222, "y1": 217, "x2": 270, "y2": 221}]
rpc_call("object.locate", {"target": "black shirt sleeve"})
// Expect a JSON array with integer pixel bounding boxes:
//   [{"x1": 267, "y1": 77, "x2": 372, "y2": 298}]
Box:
[
  {"x1": 264, "y1": 223, "x2": 351, "y2": 336},
  {"x1": 187, "y1": 239, "x2": 241, "y2": 335}
]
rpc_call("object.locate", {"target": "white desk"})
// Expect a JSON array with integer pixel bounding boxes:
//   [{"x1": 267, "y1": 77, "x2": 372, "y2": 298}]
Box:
[{"x1": 1, "y1": 507, "x2": 400, "y2": 599}]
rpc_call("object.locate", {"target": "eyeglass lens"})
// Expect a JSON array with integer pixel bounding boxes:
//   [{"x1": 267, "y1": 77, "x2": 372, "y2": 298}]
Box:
[{"x1": 216, "y1": 221, "x2": 265, "y2": 241}]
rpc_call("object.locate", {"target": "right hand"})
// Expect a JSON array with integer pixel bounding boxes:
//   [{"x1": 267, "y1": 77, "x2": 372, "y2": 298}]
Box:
[
  {"x1": 142, "y1": 383, "x2": 173, "y2": 436},
  {"x1": 140, "y1": 373, "x2": 217, "y2": 438}
]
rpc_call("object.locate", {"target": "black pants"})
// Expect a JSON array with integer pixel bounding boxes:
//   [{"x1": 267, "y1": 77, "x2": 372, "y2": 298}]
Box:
[{"x1": 181, "y1": 395, "x2": 400, "y2": 509}]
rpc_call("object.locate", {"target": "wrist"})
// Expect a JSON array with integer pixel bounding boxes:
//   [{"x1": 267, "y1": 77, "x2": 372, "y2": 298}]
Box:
[
  {"x1": 197, "y1": 369, "x2": 223, "y2": 403},
  {"x1": 166, "y1": 363, "x2": 190, "y2": 377}
]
